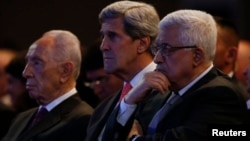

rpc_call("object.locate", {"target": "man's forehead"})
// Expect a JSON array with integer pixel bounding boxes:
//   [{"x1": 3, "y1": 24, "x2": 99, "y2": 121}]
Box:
[
  {"x1": 26, "y1": 44, "x2": 45, "y2": 58},
  {"x1": 29, "y1": 43, "x2": 38, "y2": 50},
  {"x1": 156, "y1": 28, "x2": 180, "y2": 44},
  {"x1": 26, "y1": 43, "x2": 38, "y2": 56},
  {"x1": 28, "y1": 37, "x2": 54, "y2": 52},
  {"x1": 155, "y1": 36, "x2": 166, "y2": 44},
  {"x1": 101, "y1": 18, "x2": 124, "y2": 30}
]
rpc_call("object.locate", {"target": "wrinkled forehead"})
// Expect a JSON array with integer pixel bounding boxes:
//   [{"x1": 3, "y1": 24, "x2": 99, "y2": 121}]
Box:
[
  {"x1": 100, "y1": 17, "x2": 125, "y2": 33},
  {"x1": 156, "y1": 25, "x2": 180, "y2": 44},
  {"x1": 26, "y1": 37, "x2": 55, "y2": 58},
  {"x1": 26, "y1": 44, "x2": 37, "y2": 57}
]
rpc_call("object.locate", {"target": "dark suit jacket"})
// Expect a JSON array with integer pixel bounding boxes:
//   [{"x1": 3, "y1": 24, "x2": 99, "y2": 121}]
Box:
[
  {"x1": 85, "y1": 89, "x2": 167, "y2": 141},
  {"x1": 231, "y1": 74, "x2": 250, "y2": 101},
  {"x1": 134, "y1": 68, "x2": 249, "y2": 141},
  {"x1": 2, "y1": 94, "x2": 93, "y2": 141},
  {"x1": 0, "y1": 102, "x2": 16, "y2": 139}
]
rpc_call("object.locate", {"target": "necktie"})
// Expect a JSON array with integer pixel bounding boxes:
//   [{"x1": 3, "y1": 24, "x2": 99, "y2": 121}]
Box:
[
  {"x1": 101, "y1": 83, "x2": 132, "y2": 141},
  {"x1": 147, "y1": 92, "x2": 180, "y2": 134},
  {"x1": 118, "y1": 82, "x2": 132, "y2": 102},
  {"x1": 29, "y1": 107, "x2": 48, "y2": 128}
]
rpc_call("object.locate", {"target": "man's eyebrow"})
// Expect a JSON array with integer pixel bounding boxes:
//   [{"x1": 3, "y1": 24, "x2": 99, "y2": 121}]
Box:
[{"x1": 27, "y1": 55, "x2": 43, "y2": 62}]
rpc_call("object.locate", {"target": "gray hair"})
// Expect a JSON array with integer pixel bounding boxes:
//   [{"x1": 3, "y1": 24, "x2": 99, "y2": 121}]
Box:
[
  {"x1": 159, "y1": 9, "x2": 217, "y2": 61},
  {"x1": 99, "y1": 0, "x2": 160, "y2": 45},
  {"x1": 43, "y1": 30, "x2": 82, "y2": 79}
]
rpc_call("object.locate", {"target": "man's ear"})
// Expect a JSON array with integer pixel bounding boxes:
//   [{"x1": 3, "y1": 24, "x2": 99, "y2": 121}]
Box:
[
  {"x1": 193, "y1": 47, "x2": 205, "y2": 67},
  {"x1": 226, "y1": 46, "x2": 237, "y2": 63},
  {"x1": 60, "y1": 62, "x2": 73, "y2": 83},
  {"x1": 137, "y1": 36, "x2": 150, "y2": 54}
]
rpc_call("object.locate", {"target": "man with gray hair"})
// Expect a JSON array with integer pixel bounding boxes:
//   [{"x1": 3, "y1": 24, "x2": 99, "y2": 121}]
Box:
[
  {"x1": 124, "y1": 9, "x2": 249, "y2": 141},
  {"x1": 2, "y1": 30, "x2": 93, "y2": 141},
  {"x1": 85, "y1": 1, "x2": 165, "y2": 141}
]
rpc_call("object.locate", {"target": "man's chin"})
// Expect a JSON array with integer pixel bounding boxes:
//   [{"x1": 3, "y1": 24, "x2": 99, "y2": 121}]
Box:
[
  {"x1": 28, "y1": 93, "x2": 34, "y2": 99},
  {"x1": 28, "y1": 93, "x2": 43, "y2": 105},
  {"x1": 36, "y1": 98, "x2": 47, "y2": 105}
]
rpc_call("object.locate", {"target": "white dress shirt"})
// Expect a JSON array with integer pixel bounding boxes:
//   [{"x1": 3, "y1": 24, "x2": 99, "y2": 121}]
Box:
[
  {"x1": 98, "y1": 62, "x2": 156, "y2": 141},
  {"x1": 40, "y1": 88, "x2": 77, "y2": 112}
]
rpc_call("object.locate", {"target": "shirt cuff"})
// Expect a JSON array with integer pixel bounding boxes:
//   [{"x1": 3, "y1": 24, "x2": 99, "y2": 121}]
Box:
[
  {"x1": 117, "y1": 98, "x2": 137, "y2": 126},
  {"x1": 130, "y1": 135, "x2": 142, "y2": 141}
]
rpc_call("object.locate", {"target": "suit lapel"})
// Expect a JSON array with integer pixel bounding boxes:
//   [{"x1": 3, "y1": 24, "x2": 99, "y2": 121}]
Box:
[
  {"x1": 19, "y1": 110, "x2": 61, "y2": 141},
  {"x1": 87, "y1": 90, "x2": 121, "y2": 140},
  {"x1": 99, "y1": 90, "x2": 121, "y2": 123},
  {"x1": 18, "y1": 94, "x2": 80, "y2": 141},
  {"x1": 13, "y1": 108, "x2": 37, "y2": 140},
  {"x1": 182, "y1": 67, "x2": 220, "y2": 96},
  {"x1": 156, "y1": 67, "x2": 220, "y2": 131},
  {"x1": 96, "y1": 90, "x2": 121, "y2": 126}
]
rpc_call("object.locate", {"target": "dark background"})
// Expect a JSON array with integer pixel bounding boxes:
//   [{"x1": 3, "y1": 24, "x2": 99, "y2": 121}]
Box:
[{"x1": 0, "y1": 0, "x2": 249, "y2": 50}]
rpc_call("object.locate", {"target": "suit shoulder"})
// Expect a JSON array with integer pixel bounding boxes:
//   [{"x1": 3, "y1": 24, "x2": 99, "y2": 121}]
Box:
[
  {"x1": 78, "y1": 101, "x2": 94, "y2": 115},
  {"x1": 15, "y1": 107, "x2": 37, "y2": 118},
  {"x1": 66, "y1": 94, "x2": 94, "y2": 115},
  {"x1": 200, "y1": 75, "x2": 239, "y2": 92}
]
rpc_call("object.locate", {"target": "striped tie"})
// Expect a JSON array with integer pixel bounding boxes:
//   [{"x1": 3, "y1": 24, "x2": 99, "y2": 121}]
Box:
[{"x1": 147, "y1": 92, "x2": 180, "y2": 134}]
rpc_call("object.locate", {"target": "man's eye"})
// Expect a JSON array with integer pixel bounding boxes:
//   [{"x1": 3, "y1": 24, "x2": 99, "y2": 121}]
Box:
[
  {"x1": 32, "y1": 60, "x2": 42, "y2": 66},
  {"x1": 33, "y1": 61, "x2": 40, "y2": 65},
  {"x1": 108, "y1": 32, "x2": 117, "y2": 40},
  {"x1": 100, "y1": 33, "x2": 104, "y2": 39}
]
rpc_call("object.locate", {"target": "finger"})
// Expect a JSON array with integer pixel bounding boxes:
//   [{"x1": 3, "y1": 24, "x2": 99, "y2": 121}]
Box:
[{"x1": 147, "y1": 73, "x2": 169, "y2": 93}]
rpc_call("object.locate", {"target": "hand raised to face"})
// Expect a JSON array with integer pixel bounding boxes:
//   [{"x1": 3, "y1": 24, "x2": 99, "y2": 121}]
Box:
[{"x1": 124, "y1": 71, "x2": 170, "y2": 104}]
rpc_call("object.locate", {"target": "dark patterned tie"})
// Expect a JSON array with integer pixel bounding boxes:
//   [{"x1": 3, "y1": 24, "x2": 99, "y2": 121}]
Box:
[
  {"x1": 147, "y1": 92, "x2": 180, "y2": 134},
  {"x1": 29, "y1": 107, "x2": 48, "y2": 128}
]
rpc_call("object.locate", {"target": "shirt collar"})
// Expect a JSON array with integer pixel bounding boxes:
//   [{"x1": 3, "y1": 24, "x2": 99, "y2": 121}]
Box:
[
  {"x1": 228, "y1": 71, "x2": 234, "y2": 78},
  {"x1": 178, "y1": 64, "x2": 213, "y2": 96},
  {"x1": 41, "y1": 88, "x2": 77, "y2": 111},
  {"x1": 126, "y1": 62, "x2": 156, "y2": 87}
]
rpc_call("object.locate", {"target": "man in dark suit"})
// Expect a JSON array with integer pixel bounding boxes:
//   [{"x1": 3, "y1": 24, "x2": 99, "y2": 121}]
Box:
[
  {"x1": 213, "y1": 16, "x2": 250, "y2": 101},
  {"x1": 124, "y1": 10, "x2": 249, "y2": 141},
  {"x1": 85, "y1": 1, "x2": 166, "y2": 141},
  {"x1": 2, "y1": 30, "x2": 93, "y2": 141},
  {"x1": 0, "y1": 102, "x2": 15, "y2": 139},
  {"x1": 243, "y1": 65, "x2": 250, "y2": 115}
]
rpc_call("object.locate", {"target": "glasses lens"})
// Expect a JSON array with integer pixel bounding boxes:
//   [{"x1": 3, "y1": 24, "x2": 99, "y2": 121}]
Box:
[
  {"x1": 151, "y1": 45, "x2": 159, "y2": 55},
  {"x1": 84, "y1": 76, "x2": 108, "y2": 89}
]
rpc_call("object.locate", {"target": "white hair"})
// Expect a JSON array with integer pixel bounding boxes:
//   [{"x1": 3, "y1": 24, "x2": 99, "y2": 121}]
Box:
[
  {"x1": 159, "y1": 9, "x2": 217, "y2": 61},
  {"x1": 43, "y1": 30, "x2": 82, "y2": 79},
  {"x1": 99, "y1": 0, "x2": 160, "y2": 45}
]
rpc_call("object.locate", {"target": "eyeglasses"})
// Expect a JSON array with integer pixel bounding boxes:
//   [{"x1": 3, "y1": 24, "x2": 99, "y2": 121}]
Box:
[
  {"x1": 151, "y1": 43, "x2": 197, "y2": 56},
  {"x1": 84, "y1": 76, "x2": 108, "y2": 89}
]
